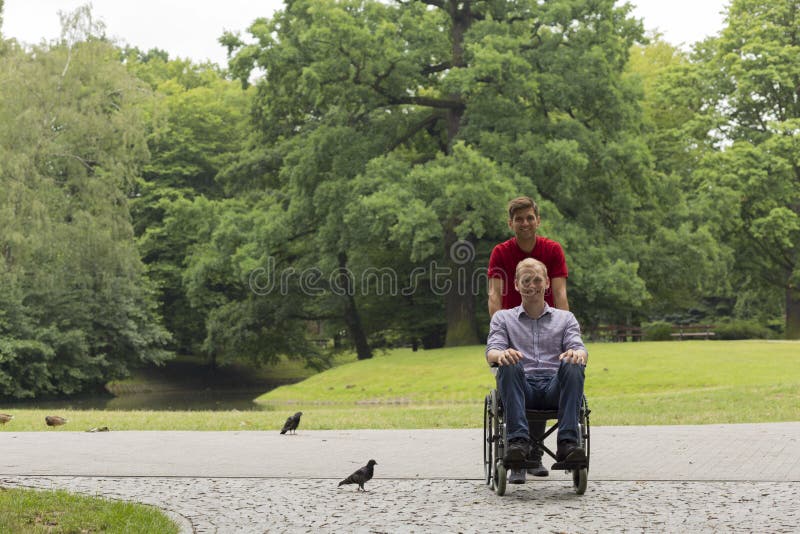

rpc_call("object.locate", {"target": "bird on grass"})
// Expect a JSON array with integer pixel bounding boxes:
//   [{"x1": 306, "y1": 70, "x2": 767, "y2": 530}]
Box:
[
  {"x1": 280, "y1": 411, "x2": 303, "y2": 435},
  {"x1": 45, "y1": 415, "x2": 68, "y2": 427},
  {"x1": 0, "y1": 413, "x2": 13, "y2": 425},
  {"x1": 338, "y1": 459, "x2": 377, "y2": 491}
]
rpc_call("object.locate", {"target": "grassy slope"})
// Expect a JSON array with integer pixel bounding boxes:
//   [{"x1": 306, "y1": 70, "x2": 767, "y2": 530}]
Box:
[
  {"x1": 257, "y1": 345, "x2": 496, "y2": 404},
  {"x1": 256, "y1": 340, "x2": 800, "y2": 426}
]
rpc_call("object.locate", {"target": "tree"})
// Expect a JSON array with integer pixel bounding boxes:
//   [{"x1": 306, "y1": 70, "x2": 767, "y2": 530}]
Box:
[
  {"x1": 223, "y1": 0, "x2": 653, "y2": 350},
  {"x1": 347, "y1": 143, "x2": 520, "y2": 346},
  {"x1": 621, "y1": 37, "x2": 733, "y2": 322},
  {"x1": 125, "y1": 52, "x2": 254, "y2": 358},
  {"x1": 123, "y1": 48, "x2": 328, "y2": 369},
  {"x1": 0, "y1": 7, "x2": 170, "y2": 397},
  {"x1": 683, "y1": 0, "x2": 800, "y2": 336}
]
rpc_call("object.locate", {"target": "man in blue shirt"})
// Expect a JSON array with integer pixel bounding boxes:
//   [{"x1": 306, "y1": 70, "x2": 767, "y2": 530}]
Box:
[{"x1": 486, "y1": 258, "x2": 588, "y2": 467}]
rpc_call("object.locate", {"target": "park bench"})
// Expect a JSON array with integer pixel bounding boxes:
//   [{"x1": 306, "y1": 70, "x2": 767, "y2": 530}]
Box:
[
  {"x1": 593, "y1": 324, "x2": 643, "y2": 342},
  {"x1": 670, "y1": 324, "x2": 716, "y2": 340}
]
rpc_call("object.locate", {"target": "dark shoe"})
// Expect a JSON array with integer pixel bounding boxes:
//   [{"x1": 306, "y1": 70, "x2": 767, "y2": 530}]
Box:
[
  {"x1": 526, "y1": 458, "x2": 549, "y2": 477},
  {"x1": 508, "y1": 468, "x2": 526, "y2": 484},
  {"x1": 556, "y1": 440, "x2": 586, "y2": 463},
  {"x1": 503, "y1": 438, "x2": 530, "y2": 465}
]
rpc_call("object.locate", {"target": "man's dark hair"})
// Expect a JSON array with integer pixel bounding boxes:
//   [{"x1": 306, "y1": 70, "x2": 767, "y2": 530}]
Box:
[{"x1": 507, "y1": 196, "x2": 539, "y2": 219}]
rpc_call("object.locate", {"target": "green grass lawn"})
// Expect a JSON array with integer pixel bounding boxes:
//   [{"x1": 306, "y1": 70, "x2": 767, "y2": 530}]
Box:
[
  {"x1": 0, "y1": 487, "x2": 179, "y2": 533},
  {"x1": 1, "y1": 340, "x2": 798, "y2": 430},
  {"x1": 254, "y1": 340, "x2": 800, "y2": 427}
]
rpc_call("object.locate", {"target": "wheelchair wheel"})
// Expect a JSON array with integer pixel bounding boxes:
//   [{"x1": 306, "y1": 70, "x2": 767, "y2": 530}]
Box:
[
  {"x1": 483, "y1": 394, "x2": 493, "y2": 485},
  {"x1": 572, "y1": 467, "x2": 589, "y2": 495},
  {"x1": 489, "y1": 389, "x2": 505, "y2": 493},
  {"x1": 580, "y1": 396, "x2": 591, "y2": 468},
  {"x1": 494, "y1": 459, "x2": 507, "y2": 496},
  {"x1": 573, "y1": 467, "x2": 588, "y2": 495},
  {"x1": 572, "y1": 396, "x2": 590, "y2": 495}
]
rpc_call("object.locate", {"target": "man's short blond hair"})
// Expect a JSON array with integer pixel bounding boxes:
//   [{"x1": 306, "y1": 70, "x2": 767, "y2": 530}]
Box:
[{"x1": 515, "y1": 258, "x2": 548, "y2": 280}]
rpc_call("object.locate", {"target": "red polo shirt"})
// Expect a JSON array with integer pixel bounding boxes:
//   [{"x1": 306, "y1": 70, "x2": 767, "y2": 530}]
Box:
[{"x1": 488, "y1": 236, "x2": 568, "y2": 308}]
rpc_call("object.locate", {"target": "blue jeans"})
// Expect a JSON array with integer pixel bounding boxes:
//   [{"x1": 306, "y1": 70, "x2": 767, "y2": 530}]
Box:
[{"x1": 497, "y1": 361, "x2": 585, "y2": 444}]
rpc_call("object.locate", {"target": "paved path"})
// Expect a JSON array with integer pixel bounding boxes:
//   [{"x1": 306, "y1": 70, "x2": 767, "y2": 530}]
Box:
[{"x1": 2, "y1": 423, "x2": 799, "y2": 532}]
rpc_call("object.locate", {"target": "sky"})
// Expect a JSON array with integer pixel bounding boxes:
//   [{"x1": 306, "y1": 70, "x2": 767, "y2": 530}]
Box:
[{"x1": 2, "y1": 1, "x2": 729, "y2": 67}]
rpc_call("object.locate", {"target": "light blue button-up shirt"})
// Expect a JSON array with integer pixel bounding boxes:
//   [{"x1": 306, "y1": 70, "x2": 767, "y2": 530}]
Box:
[{"x1": 486, "y1": 303, "x2": 587, "y2": 375}]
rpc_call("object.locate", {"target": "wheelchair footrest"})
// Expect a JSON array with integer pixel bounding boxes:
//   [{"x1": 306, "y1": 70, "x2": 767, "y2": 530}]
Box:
[
  {"x1": 550, "y1": 460, "x2": 588, "y2": 471},
  {"x1": 502, "y1": 459, "x2": 545, "y2": 470}
]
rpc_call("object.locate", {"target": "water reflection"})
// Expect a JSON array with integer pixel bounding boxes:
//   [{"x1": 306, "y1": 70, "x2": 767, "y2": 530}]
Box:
[{"x1": 2, "y1": 388, "x2": 277, "y2": 412}]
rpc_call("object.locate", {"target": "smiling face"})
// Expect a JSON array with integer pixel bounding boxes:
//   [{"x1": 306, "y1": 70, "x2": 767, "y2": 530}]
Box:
[
  {"x1": 514, "y1": 258, "x2": 550, "y2": 301},
  {"x1": 508, "y1": 207, "x2": 540, "y2": 241}
]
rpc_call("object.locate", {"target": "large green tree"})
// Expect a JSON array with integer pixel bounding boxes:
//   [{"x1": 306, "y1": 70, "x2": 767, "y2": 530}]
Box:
[
  {"x1": 223, "y1": 0, "x2": 654, "y2": 351},
  {"x1": 672, "y1": 0, "x2": 800, "y2": 336},
  {"x1": 622, "y1": 37, "x2": 733, "y2": 321},
  {"x1": 124, "y1": 50, "x2": 324, "y2": 370},
  {"x1": 0, "y1": 8, "x2": 170, "y2": 397},
  {"x1": 125, "y1": 52, "x2": 254, "y2": 358}
]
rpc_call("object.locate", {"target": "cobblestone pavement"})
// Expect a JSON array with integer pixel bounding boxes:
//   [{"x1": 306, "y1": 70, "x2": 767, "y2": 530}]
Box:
[
  {"x1": 2, "y1": 424, "x2": 800, "y2": 532},
  {"x1": 3, "y1": 475, "x2": 799, "y2": 533}
]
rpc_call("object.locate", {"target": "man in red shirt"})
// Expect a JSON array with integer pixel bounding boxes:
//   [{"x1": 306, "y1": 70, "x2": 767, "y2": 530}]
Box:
[
  {"x1": 488, "y1": 197, "x2": 568, "y2": 313},
  {"x1": 488, "y1": 196, "x2": 570, "y2": 482}
]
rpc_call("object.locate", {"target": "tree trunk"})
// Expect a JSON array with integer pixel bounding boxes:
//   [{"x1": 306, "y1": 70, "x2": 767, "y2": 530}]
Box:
[
  {"x1": 443, "y1": 0, "x2": 468, "y2": 155},
  {"x1": 785, "y1": 285, "x2": 800, "y2": 339},
  {"x1": 337, "y1": 252, "x2": 372, "y2": 359},
  {"x1": 445, "y1": 288, "x2": 479, "y2": 346},
  {"x1": 441, "y1": 4, "x2": 477, "y2": 346},
  {"x1": 443, "y1": 230, "x2": 479, "y2": 346},
  {"x1": 343, "y1": 292, "x2": 372, "y2": 359}
]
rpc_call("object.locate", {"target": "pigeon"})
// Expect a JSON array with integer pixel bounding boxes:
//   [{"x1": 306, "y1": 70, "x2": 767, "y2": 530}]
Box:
[
  {"x1": 280, "y1": 411, "x2": 303, "y2": 434},
  {"x1": 0, "y1": 413, "x2": 13, "y2": 425},
  {"x1": 338, "y1": 459, "x2": 377, "y2": 491},
  {"x1": 45, "y1": 415, "x2": 68, "y2": 427}
]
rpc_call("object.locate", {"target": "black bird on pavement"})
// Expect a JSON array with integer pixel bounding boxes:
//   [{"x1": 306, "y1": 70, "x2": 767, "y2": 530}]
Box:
[
  {"x1": 338, "y1": 459, "x2": 377, "y2": 491},
  {"x1": 280, "y1": 411, "x2": 303, "y2": 434}
]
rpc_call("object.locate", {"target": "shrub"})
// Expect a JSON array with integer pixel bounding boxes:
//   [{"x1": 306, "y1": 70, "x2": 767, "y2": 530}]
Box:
[
  {"x1": 714, "y1": 320, "x2": 774, "y2": 340},
  {"x1": 643, "y1": 321, "x2": 673, "y2": 341},
  {"x1": 766, "y1": 318, "x2": 785, "y2": 336}
]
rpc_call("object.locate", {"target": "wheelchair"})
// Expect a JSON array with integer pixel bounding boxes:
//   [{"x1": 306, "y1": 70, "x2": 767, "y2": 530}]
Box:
[{"x1": 483, "y1": 387, "x2": 591, "y2": 496}]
